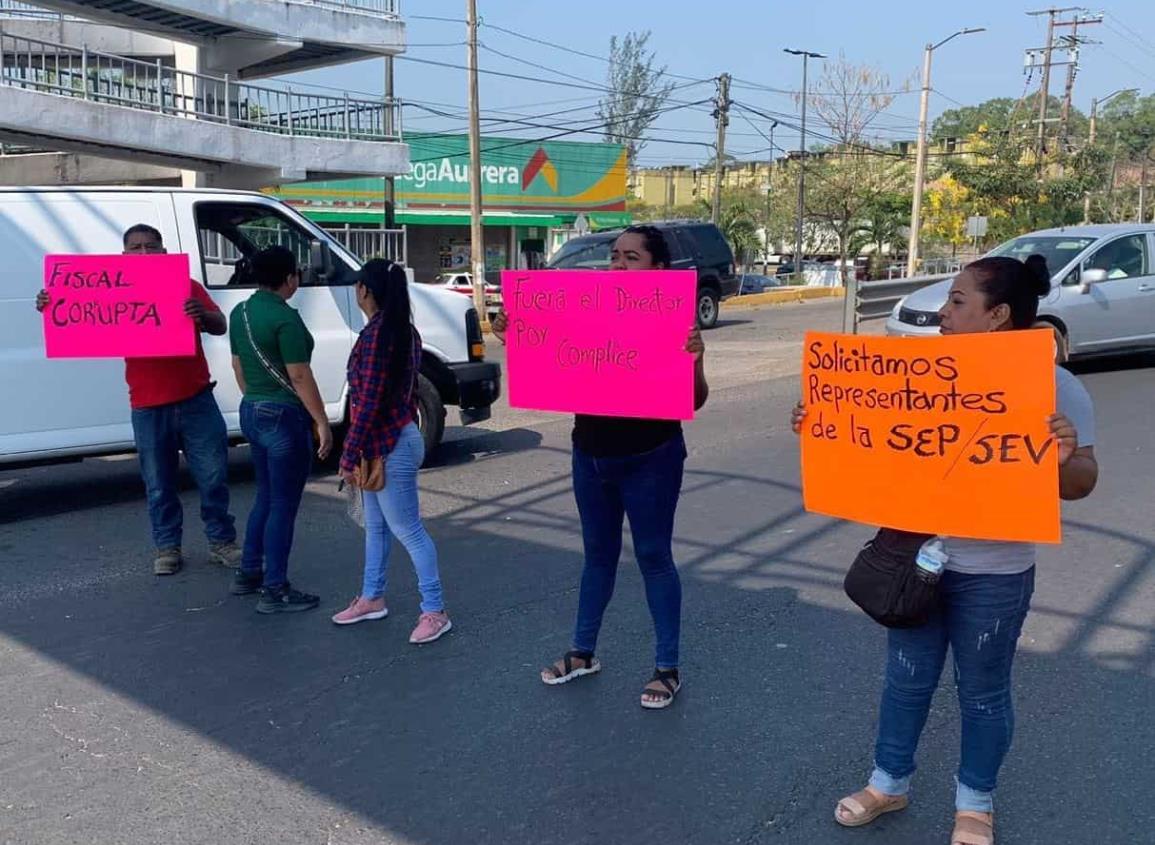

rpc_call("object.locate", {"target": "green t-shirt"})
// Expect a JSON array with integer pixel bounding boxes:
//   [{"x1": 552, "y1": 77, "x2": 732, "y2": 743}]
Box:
[{"x1": 229, "y1": 289, "x2": 314, "y2": 405}]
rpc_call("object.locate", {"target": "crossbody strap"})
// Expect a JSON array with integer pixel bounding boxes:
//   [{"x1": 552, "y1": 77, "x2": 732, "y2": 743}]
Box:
[{"x1": 241, "y1": 301, "x2": 298, "y2": 398}]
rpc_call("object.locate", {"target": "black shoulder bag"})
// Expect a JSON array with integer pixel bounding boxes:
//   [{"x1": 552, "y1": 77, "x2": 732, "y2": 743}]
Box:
[{"x1": 843, "y1": 528, "x2": 941, "y2": 629}]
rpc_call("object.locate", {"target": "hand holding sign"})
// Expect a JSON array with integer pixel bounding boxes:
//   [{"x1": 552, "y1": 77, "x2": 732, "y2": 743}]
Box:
[{"x1": 799, "y1": 330, "x2": 1059, "y2": 543}]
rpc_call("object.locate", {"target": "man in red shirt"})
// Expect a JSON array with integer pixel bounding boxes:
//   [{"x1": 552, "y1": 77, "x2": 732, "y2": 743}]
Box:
[{"x1": 37, "y1": 224, "x2": 241, "y2": 575}]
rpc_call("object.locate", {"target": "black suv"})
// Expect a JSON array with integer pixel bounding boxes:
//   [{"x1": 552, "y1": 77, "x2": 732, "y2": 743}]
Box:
[{"x1": 546, "y1": 221, "x2": 740, "y2": 328}]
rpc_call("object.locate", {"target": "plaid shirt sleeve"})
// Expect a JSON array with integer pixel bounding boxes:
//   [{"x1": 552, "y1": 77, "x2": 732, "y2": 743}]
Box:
[{"x1": 340, "y1": 321, "x2": 419, "y2": 474}]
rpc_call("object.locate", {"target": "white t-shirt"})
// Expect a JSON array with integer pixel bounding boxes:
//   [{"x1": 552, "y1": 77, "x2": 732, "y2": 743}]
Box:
[{"x1": 944, "y1": 367, "x2": 1096, "y2": 575}]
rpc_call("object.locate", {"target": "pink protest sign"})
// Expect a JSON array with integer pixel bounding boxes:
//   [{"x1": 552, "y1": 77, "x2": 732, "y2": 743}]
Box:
[
  {"x1": 42, "y1": 254, "x2": 196, "y2": 359},
  {"x1": 502, "y1": 269, "x2": 697, "y2": 420}
]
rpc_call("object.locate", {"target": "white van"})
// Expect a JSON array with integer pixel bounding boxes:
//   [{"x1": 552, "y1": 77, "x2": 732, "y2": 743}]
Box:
[{"x1": 0, "y1": 187, "x2": 501, "y2": 467}]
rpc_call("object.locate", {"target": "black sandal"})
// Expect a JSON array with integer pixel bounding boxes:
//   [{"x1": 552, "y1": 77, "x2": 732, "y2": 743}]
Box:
[
  {"x1": 640, "y1": 668, "x2": 681, "y2": 710},
  {"x1": 540, "y1": 650, "x2": 601, "y2": 686}
]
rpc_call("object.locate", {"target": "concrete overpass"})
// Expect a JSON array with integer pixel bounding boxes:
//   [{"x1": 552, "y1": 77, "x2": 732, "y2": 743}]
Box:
[
  {"x1": 0, "y1": 31, "x2": 407, "y2": 189},
  {"x1": 0, "y1": 0, "x2": 404, "y2": 77}
]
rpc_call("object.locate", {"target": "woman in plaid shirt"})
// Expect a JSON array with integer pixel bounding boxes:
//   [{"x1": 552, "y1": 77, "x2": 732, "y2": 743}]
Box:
[{"x1": 333, "y1": 259, "x2": 451, "y2": 644}]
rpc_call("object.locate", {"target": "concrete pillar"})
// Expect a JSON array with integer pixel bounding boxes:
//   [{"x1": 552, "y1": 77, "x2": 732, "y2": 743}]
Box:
[{"x1": 173, "y1": 42, "x2": 209, "y2": 188}]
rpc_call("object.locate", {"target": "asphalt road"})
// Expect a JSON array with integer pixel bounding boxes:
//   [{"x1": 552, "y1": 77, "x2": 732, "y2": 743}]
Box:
[{"x1": 1, "y1": 299, "x2": 1153, "y2": 845}]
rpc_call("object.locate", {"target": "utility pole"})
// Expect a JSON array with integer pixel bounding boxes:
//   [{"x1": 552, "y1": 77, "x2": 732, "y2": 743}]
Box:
[
  {"x1": 1026, "y1": 8, "x2": 1092, "y2": 162},
  {"x1": 1057, "y1": 15, "x2": 1102, "y2": 150},
  {"x1": 1028, "y1": 8, "x2": 1065, "y2": 161},
  {"x1": 384, "y1": 54, "x2": 396, "y2": 231},
  {"x1": 465, "y1": 0, "x2": 487, "y2": 325},
  {"x1": 1083, "y1": 88, "x2": 1136, "y2": 222},
  {"x1": 1141, "y1": 146, "x2": 1153, "y2": 224},
  {"x1": 906, "y1": 28, "x2": 984, "y2": 279},
  {"x1": 711, "y1": 73, "x2": 731, "y2": 225},
  {"x1": 784, "y1": 49, "x2": 824, "y2": 285}
]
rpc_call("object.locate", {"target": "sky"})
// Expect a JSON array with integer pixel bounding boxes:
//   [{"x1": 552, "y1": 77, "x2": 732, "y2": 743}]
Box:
[{"x1": 287, "y1": 0, "x2": 1155, "y2": 168}]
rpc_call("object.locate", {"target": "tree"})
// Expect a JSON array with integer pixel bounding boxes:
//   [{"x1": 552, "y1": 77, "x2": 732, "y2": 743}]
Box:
[
  {"x1": 597, "y1": 32, "x2": 676, "y2": 172},
  {"x1": 921, "y1": 174, "x2": 972, "y2": 254},
  {"x1": 802, "y1": 54, "x2": 911, "y2": 283},
  {"x1": 851, "y1": 190, "x2": 911, "y2": 276}
]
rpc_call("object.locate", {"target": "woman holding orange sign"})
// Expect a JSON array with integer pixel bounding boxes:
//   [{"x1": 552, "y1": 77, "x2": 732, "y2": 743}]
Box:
[
  {"x1": 492, "y1": 225, "x2": 708, "y2": 710},
  {"x1": 792, "y1": 255, "x2": 1098, "y2": 845}
]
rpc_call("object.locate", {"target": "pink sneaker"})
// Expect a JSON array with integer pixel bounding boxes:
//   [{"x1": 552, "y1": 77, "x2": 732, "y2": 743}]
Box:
[
  {"x1": 331, "y1": 596, "x2": 388, "y2": 626},
  {"x1": 409, "y1": 611, "x2": 452, "y2": 644}
]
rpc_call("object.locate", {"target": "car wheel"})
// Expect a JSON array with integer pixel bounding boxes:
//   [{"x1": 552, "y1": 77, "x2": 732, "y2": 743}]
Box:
[
  {"x1": 415, "y1": 373, "x2": 445, "y2": 465},
  {"x1": 697, "y1": 288, "x2": 720, "y2": 329}
]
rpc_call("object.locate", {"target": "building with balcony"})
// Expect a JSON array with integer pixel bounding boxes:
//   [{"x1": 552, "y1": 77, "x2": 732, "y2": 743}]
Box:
[{"x1": 0, "y1": 0, "x2": 407, "y2": 188}]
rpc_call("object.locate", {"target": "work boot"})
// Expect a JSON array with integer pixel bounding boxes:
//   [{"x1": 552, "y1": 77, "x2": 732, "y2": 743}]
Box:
[
  {"x1": 208, "y1": 541, "x2": 243, "y2": 569},
  {"x1": 154, "y1": 548, "x2": 183, "y2": 576}
]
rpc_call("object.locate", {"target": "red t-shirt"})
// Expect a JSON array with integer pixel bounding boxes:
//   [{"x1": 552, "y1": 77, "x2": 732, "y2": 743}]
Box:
[{"x1": 125, "y1": 281, "x2": 220, "y2": 410}]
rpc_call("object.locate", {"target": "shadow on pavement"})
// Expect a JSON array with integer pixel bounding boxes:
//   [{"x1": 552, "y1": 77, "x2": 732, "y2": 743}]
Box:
[{"x1": 1, "y1": 454, "x2": 1153, "y2": 844}]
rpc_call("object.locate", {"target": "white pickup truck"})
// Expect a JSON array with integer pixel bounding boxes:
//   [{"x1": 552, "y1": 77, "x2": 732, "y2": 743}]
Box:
[{"x1": 0, "y1": 187, "x2": 502, "y2": 467}]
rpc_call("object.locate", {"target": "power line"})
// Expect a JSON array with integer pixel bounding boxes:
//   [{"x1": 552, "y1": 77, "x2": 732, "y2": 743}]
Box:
[
  {"x1": 407, "y1": 99, "x2": 716, "y2": 165},
  {"x1": 406, "y1": 101, "x2": 715, "y2": 149}
]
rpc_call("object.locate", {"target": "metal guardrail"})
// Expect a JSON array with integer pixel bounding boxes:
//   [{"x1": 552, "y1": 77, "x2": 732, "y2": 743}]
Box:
[
  {"x1": 856, "y1": 274, "x2": 952, "y2": 322},
  {"x1": 306, "y1": 0, "x2": 401, "y2": 15},
  {"x1": 0, "y1": 0, "x2": 401, "y2": 19},
  {"x1": 323, "y1": 225, "x2": 407, "y2": 265},
  {"x1": 0, "y1": 1, "x2": 67, "y2": 18},
  {"x1": 0, "y1": 32, "x2": 402, "y2": 141}
]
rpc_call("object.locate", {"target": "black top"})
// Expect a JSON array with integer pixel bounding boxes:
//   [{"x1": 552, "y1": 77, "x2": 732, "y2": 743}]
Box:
[{"x1": 572, "y1": 414, "x2": 682, "y2": 458}]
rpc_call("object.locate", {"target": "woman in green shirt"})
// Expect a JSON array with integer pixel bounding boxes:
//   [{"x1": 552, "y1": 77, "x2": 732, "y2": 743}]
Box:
[{"x1": 228, "y1": 246, "x2": 331, "y2": 614}]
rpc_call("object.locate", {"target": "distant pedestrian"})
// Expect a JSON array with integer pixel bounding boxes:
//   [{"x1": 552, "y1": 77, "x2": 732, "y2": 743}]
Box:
[
  {"x1": 35, "y1": 223, "x2": 240, "y2": 576},
  {"x1": 331, "y1": 259, "x2": 451, "y2": 644},
  {"x1": 492, "y1": 225, "x2": 709, "y2": 709},
  {"x1": 228, "y1": 246, "x2": 331, "y2": 614},
  {"x1": 792, "y1": 255, "x2": 1099, "y2": 844}
]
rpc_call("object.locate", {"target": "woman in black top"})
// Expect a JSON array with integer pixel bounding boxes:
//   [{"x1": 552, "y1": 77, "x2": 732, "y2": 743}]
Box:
[{"x1": 493, "y1": 225, "x2": 709, "y2": 709}]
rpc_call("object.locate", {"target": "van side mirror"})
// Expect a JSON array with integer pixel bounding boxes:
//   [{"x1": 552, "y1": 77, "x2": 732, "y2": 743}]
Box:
[
  {"x1": 309, "y1": 240, "x2": 333, "y2": 283},
  {"x1": 1080, "y1": 267, "x2": 1108, "y2": 294}
]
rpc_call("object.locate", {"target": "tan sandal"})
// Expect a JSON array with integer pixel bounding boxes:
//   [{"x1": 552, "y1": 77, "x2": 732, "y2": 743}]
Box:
[
  {"x1": 834, "y1": 787, "x2": 909, "y2": 827},
  {"x1": 951, "y1": 811, "x2": 994, "y2": 845}
]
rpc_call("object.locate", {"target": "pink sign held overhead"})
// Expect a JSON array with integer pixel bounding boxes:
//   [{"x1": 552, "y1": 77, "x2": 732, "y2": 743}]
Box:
[
  {"x1": 502, "y1": 269, "x2": 697, "y2": 420},
  {"x1": 42, "y1": 254, "x2": 196, "y2": 359}
]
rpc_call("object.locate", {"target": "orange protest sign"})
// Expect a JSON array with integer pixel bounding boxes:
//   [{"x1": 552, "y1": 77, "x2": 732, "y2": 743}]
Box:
[{"x1": 800, "y1": 330, "x2": 1059, "y2": 543}]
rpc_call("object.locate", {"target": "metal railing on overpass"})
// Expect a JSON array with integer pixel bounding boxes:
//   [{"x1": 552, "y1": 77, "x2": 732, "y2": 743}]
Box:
[
  {"x1": 855, "y1": 274, "x2": 952, "y2": 323},
  {"x1": 0, "y1": 1, "x2": 67, "y2": 17},
  {"x1": 0, "y1": 32, "x2": 403, "y2": 141},
  {"x1": 0, "y1": 0, "x2": 402, "y2": 20},
  {"x1": 307, "y1": 0, "x2": 401, "y2": 15}
]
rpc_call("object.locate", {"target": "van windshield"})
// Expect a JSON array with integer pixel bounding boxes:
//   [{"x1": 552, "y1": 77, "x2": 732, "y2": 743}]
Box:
[{"x1": 987, "y1": 235, "x2": 1097, "y2": 273}]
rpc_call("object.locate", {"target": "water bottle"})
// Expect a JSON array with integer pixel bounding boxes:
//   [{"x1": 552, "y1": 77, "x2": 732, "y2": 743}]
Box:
[{"x1": 915, "y1": 537, "x2": 948, "y2": 584}]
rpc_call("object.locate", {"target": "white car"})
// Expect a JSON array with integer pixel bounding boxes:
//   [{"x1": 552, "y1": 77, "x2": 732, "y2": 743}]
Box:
[
  {"x1": 887, "y1": 224, "x2": 1155, "y2": 360},
  {"x1": 424, "y1": 272, "x2": 502, "y2": 315},
  {"x1": 0, "y1": 187, "x2": 501, "y2": 466}
]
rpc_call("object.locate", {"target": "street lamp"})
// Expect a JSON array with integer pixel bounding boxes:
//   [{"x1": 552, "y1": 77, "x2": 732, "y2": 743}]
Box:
[
  {"x1": 784, "y1": 48, "x2": 825, "y2": 286},
  {"x1": 1084, "y1": 89, "x2": 1138, "y2": 222},
  {"x1": 1089, "y1": 88, "x2": 1138, "y2": 146},
  {"x1": 906, "y1": 27, "x2": 986, "y2": 278}
]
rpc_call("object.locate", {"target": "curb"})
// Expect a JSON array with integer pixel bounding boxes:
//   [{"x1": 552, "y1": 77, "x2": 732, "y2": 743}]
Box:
[{"x1": 722, "y1": 286, "x2": 845, "y2": 311}]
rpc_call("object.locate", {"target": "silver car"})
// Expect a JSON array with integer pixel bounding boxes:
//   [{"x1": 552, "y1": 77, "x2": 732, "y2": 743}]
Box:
[{"x1": 887, "y1": 224, "x2": 1155, "y2": 360}]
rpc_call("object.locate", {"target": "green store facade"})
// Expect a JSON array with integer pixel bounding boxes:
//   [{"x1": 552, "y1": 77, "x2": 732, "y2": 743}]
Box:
[{"x1": 272, "y1": 133, "x2": 630, "y2": 281}]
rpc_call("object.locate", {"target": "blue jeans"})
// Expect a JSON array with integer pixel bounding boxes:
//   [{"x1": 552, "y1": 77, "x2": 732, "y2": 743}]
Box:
[
  {"x1": 571, "y1": 434, "x2": 686, "y2": 670},
  {"x1": 361, "y1": 423, "x2": 444, "y2": 612},
  {"x1": 131, "y1": 387, "x2": 235, "y2": 550},
  {"x1": 239, "y1": 400, "x2": 313, "y2": 591},
  {"x1": 870, "y1": 567, "x2": 1035, "y2": 813}
]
